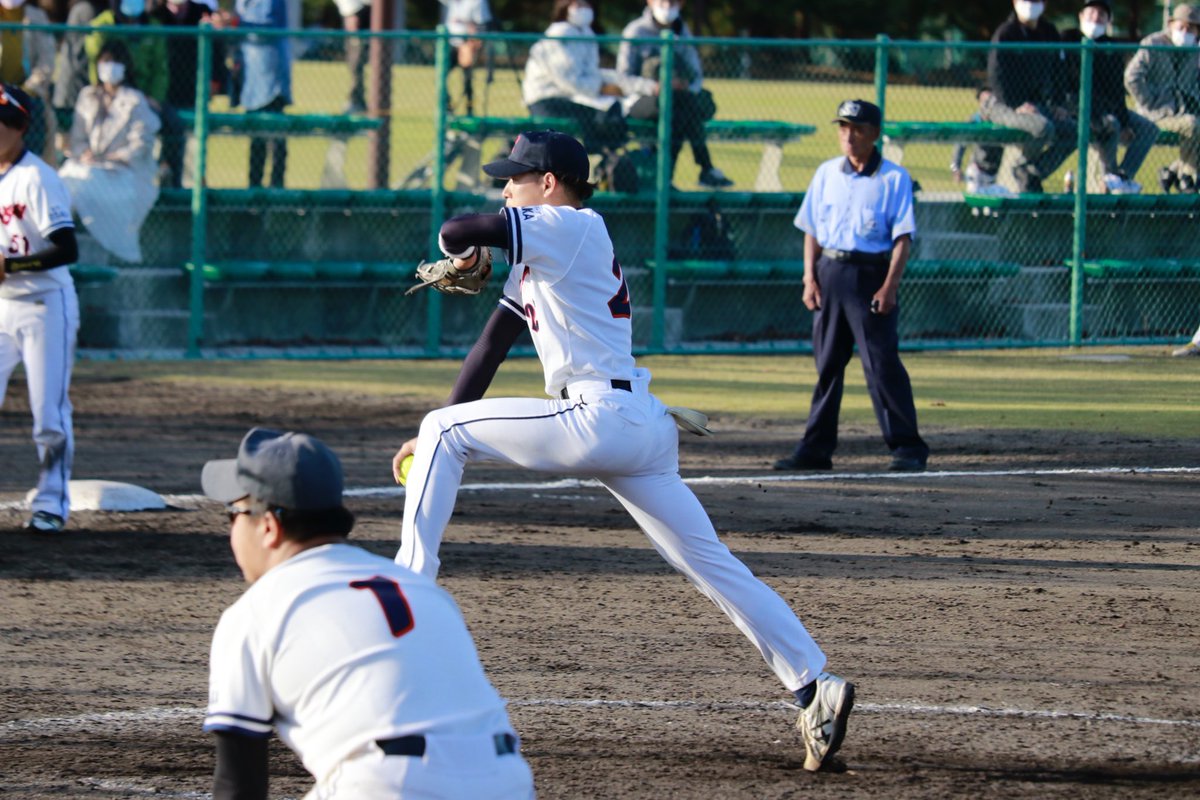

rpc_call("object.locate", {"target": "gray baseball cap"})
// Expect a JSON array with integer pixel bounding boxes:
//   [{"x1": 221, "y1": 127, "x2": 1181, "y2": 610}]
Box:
[{"x1": 201, "y1": 427, "x2": 345, "y2": 510}]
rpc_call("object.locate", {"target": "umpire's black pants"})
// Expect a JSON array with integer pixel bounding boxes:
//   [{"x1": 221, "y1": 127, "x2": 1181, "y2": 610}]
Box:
[{"x1": 794, "y1": 254, "x2": 928, "y2": 462}]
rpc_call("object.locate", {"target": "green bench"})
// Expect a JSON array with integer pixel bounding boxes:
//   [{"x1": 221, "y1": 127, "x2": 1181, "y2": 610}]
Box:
[
  {"x1": 1064, "y1": 258, "x2": 1200, "y2": 278},
  {"x1": 881, "y1": 121, "x2": 1033, "y2": 166},
  {"x1": 443, "y1": 114, "x2": 816, "y2": 193},
  {"x1": 652, "y1": 258, "x2": 1020, "y2": 281},
  {"x1": 964, "y1": 192, "x2": 1200, "y2": 215},
  {"x1": 69, "y1": 264, "x2": 120, "y2": 286},
  {"x1": 178, "y1": 111, "x2": 383, "y2": 189}
]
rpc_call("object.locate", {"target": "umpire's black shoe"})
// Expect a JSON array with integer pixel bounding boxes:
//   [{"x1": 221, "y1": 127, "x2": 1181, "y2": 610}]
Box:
[
  {"x1": 888, "y1": 455, "x2": 927, "y2": 472},
  {"x1": 774, "y1": 453, "x2": 833, "y2": 471}
]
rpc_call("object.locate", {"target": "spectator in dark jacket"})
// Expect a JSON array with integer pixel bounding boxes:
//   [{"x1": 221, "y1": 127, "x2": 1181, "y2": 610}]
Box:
[
  {"x1": 1061, "y1": 0, "x2": 1155, "y2": 193},
  {"x1": 150, "y1": 0, "x2": 212, "y2": 187},
  {"x1": 985, "y1": 0, "x2": 1077, "y2": 192}
]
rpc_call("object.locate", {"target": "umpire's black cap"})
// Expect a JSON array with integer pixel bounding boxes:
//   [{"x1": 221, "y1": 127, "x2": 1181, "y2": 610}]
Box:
[
  {"x1": 202, "y1": 427, "x2": 346, "y2": 511},
  {"x1": 483, "y1": 130, "x2": 591, "y2": 183},
  {"x1": 0, "y1": 83, "x2": 32, "y2": 130},
  {"x1": 833, "y1": 99, "x2": 882, "y2": 127}
]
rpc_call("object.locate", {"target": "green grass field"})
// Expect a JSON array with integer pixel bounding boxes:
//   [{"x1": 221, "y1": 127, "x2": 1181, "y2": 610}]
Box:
[{"x1": 75, "y1": 347, "x2": 1195, "y2": 439}]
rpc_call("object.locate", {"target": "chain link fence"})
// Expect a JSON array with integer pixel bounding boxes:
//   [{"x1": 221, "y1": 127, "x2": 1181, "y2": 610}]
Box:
[{"x1": 9, "y1": 22, "x2": 1195, "y2": 357}]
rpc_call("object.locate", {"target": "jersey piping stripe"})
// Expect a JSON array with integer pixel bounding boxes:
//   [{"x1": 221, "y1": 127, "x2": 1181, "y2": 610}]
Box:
[
  {"x1": 415, "y1": 401, "x2": 586, "y2": 514},
  {"x1": 51, "y1": 287, "x2": 70, "y2": 518},
  {"x1": 499, "y1": 295, "x2": 524, "y2": 318},
  {"x1": 504, "y1": 207, "x2": 523, "y2": 265},
  {"x1": 203, "y1": 720, "x2": 273, "y2": 739}
]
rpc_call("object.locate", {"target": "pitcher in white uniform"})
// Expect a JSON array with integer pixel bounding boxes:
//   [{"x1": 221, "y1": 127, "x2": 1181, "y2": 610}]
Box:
[
  {"x1": 390, "y1": 130, "x2": 855, "y2": 772},
  {"x1": 202, "y1": 427, "x2": 534, "y2": 800},
  {"x1": 0, "y1": 83, "x2": 80, "y2": 534}
]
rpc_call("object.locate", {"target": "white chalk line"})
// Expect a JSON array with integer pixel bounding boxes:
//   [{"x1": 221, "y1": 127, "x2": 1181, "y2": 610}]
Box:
[
  {"x1": 2, "y1": 465, "x2": 1193, "y2": 512},
  {"x1": 4, "y1": 699, "x2": 1199, "y2": 741}
]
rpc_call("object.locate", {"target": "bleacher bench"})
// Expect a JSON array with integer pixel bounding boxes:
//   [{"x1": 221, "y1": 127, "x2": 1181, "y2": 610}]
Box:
[
  {"x1": 881, "y1": 121, "x2": 1033, "y2": 166},
  {"x1": 964, "y1": 192, "x2": 1200, "y2": 216},
  {"x1": 651, "y1": 258, "x2": 1021, "y2": 281},
  {"x1": 177, "y1": 111, "x2": 383, "y2": 189},
  {"x1": 444, "y1": 115, "x2": 816, "y2": 193}
]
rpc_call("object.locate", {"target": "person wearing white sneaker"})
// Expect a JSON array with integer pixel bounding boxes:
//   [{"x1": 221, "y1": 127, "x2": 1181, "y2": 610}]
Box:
[
  {"x1": 1063, "y1": 1, "x2": 1157, "y2": 195},
  {"x1": 796, "y1": 672, "x2": 856, "y2": 772},
  {"x1": 617, "y1": 0, "x2": 733, "y2": 189},
  {"x1": 1172, "y1": 325, "x2": 1200, "y2": 356},
  {"x1": 0, "y1": 83, "x2": 79, "y2": 535}
]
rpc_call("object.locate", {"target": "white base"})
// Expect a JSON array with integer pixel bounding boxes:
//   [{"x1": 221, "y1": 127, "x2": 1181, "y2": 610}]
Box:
[{"x1": 25, "y1": 480, "x2": 167, "y2": 512}]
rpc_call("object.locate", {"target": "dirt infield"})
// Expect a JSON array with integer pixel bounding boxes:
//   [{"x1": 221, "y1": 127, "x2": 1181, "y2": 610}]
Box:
[{"x1": 1, "y1": 373, "x2": 1198, "y2": 798}]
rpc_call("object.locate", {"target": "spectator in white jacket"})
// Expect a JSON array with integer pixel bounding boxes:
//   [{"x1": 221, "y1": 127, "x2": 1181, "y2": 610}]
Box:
[
  {"x1": 58, "y1": 40, "x2": 161, "y2": 263},
  {"x1": 522, "y1": 0, "x2": 656, "y2": 156}
]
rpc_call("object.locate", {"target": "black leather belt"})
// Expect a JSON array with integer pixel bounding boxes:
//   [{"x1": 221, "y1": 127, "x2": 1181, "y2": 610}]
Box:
[
  {"x1": 824, "y1": 249, "x2": 890, "y2": 266},
  {"x1": 376, "y1": 732, "x2": 519, "y2": 758},
  {"x1": 559, "y1": 379, "x2": 632, "y2": 400}
]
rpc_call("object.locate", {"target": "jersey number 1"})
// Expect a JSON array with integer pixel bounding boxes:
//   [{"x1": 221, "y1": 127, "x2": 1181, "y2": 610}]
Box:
[{"x1": 350, "y1": 576, "x2": 415, "y2": 638}]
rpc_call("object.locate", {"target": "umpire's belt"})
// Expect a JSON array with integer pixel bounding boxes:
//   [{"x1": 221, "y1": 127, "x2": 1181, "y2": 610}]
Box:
[
  {"x1": 560, "y1": 378, "x2": 632, "y2": 400},
  {"x1": 376, "y1": 732, "x2": 519, "y2": 758},
  {"x1": 824, "y1": 249, "x2": 890, "y2": 266}
]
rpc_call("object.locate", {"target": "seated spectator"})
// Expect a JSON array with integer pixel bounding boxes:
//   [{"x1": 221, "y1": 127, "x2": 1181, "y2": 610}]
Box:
[
  {"x1": 53, "y1": 0, "x2": 101, "y2": 158},
  {"x1": 984, "y1": 0, "x2": 1077, "y2": 193},
  {"x1": 213, "y1": 0, "x2": 292, "y2": 188},
  {"x1": 86, "y1": 0, "x2": 186, "y2": 186},
  {"x1": 441, "y1": 0, "x2": 492, "y2": 116},
  {"x1": 150, "y1": 0, "x2": 214, "y2": 188},
  {"x1": 0, "y1": 0, "x2": 56, "y2": 161},
  {"x1": 951, "y1": 87, "x2": 1011, "y2": 195},
  {"x1": 59, "y1": 39, "x2": 162, "y2": 263},
  {"x1": 617, "y1": 0, "x2": 732, "y2": 188},
  {"x1": 1125, "y1": 3, "x2": 1200, "y2": 193},
  {"x1": 522, "y1": 0, "x2": 657, "y2": 159},
  {"x1": 1062, "y1": 0, "x2": 1155, "y2": 194}
]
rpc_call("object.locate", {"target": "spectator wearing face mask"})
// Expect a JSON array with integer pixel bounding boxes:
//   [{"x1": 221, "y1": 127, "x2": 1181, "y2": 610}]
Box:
[
  {"x1": 522, "y1": 0, "x2": 657, "y2": 157},
  {"x1": 1060, "y1": 0, "x2": 1156, "y2": 194},
  {"x1": 984, "y1": 0, "x2": 1077, "y2": 193},
  {"x1": 1125, "y1": 3, "x2": 1200, "y2": 193},
  {"x1": 0, "y1": 0, "x2": 56, "y2": 161},
  {"x1": 59, "y1": 39, "x2": 162, "y2": 263},
  {"x1": 617, "y1": 0, "x2": 732, "y2": 188}
]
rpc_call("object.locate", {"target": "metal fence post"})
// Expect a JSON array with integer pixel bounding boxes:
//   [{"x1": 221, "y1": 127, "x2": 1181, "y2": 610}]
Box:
[
  {"x1": 651, "y1": 30, "x2": 676, "y2": 352},
  {"x1": 426, "y1": 26, "x2": 450, "y2": 356},
  {"x1": 186, "y1": 24, "x2": 213, "y2": 358},
  {"x1": 874, "y1": 34, "x2": 889, "y2": 135},
  {"x1": 1070, "y1": 38, "x2": 1094, "y2": 347}
]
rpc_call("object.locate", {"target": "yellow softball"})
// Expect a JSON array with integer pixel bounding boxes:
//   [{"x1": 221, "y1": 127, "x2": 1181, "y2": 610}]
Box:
[{"x1": 397, "y1": 454, "x2": 414, "y2": 486}]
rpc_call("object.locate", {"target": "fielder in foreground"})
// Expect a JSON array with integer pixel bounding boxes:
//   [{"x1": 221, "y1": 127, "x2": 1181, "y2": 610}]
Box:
[
  {"x1": 0, "y1": 82, "x2": 80, "y2": 533},
  {"x1": 202, "y1": 427, "x2": 534, "y2": 800},
  {"x1": 391, "y1": 130, "x2": 854, "y2": 772}
]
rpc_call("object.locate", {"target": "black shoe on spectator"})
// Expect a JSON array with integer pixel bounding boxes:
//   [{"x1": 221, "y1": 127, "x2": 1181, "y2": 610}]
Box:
[
  {"x1": 1013, "y1": 163, "x2": 1043, "y2": 194},
  {"x1": 1159, "y1": 166, "x2": 1179, "y2": 193},
  {"x1": 1180, "y1": 174, "x2": 1197, "y2": 194},
  {"x1": 888, "y1": 455, "x2": 927, "y2": 472}
]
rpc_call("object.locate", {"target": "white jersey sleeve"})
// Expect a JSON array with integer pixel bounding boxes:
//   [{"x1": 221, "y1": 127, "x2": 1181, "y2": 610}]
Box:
[
  {"x1": 205, "y1": 603, "x2": 275, "y2": 739},
  {"x1": 0, "y1": 151, "x2": 75, "y2": 299}
]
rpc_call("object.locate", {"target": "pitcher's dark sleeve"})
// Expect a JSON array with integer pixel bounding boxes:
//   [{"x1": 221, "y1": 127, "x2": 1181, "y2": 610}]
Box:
[
  {"x1": 438, "y1": 213, "x2": 510, "y2": 258},
  {"x1": 212, "y1": 731, "x2": 269, "y2": 800},
  {"x1": 447, "y1": 304, "x2": 527, "y2": 405}
]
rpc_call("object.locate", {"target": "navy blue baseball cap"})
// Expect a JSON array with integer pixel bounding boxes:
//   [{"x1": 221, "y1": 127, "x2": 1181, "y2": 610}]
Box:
[
  {"x1": 483, "y1": 130, "x2": 591, "y2": 183},
  {"x1": 833, "y1": 99, "x2": 882, "y2": 127},
  {"x1": 0, "y1": 83, "x2": 32, "y2": 129},
  {"x1": 202, "y1": 427, "x2": 345, "y2": 511}
]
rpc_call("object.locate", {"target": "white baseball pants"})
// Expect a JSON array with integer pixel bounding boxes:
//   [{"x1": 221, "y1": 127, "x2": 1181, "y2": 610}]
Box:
[
  {"x1": 0, "y1": 287, "x2": 79, "y2": 521},
  {"x1": 397, "y1": 371, "x2": 827, "y2": 691}
]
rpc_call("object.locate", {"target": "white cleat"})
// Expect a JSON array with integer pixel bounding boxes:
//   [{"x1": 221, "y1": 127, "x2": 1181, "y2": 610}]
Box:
[{"x1": 796, "y1": 672, "x2": 855, "y2": 772}]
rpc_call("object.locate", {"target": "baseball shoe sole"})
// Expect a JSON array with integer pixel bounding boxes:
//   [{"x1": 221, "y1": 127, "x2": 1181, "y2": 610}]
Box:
[
  {"x1": 25, "y1": 511, "x2": 65, "y2": 533},
  {"x1": 1172, "y1": 342, "x2": 1200, "y2": 358},
  {"x1": 797, "y1": 672, "x2": 855, "y2": 772}
]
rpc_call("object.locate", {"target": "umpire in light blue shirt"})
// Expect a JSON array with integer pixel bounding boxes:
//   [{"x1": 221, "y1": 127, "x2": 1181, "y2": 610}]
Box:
[{"x1": 775, "y1": 99, "x2": 930, "y2": 473}]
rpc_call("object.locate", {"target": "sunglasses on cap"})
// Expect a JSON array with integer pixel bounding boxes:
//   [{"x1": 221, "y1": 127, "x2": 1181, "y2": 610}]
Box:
[{"x1": 0, "y1": 86, "x2": 28, "y2": 117}]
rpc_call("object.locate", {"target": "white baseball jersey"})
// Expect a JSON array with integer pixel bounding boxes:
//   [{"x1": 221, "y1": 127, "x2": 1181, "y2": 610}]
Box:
[
  {"x1": 441, "y1": 0, "x2": 491, "y2": 36},
  {"x1": 499, "y1": 204, "x2": 636, "y2": 396},
  {"x1": 0, "y1": 149, "x2": 74, "y2": 300},
  {"x1": 205, "y1": 543, "x2": 514, "y2": 784}
]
